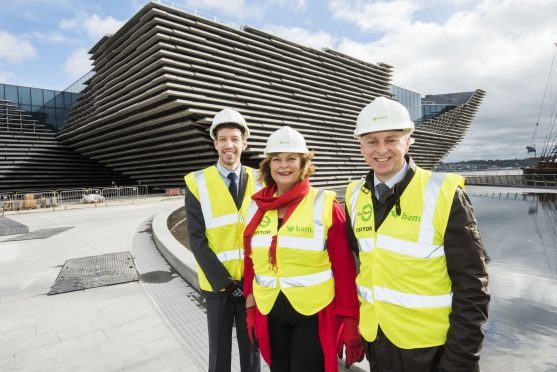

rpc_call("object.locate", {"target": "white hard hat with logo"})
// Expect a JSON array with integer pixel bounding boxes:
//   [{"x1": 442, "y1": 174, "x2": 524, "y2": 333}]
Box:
[
  {"x1": 209, "y1": 108, "x2": 250, "y2": 140},
  {"x1": 354, "y1": 96, "x2": 415, "y2": 138},
  {"x1": 264, "y1": 126, "x2": 309, "y2": 154}
]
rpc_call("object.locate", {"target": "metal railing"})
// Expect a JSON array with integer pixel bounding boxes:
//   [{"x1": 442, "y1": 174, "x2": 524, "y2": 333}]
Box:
[
  {"x1": 58, "y1": 188, "x2": 102, "y2": 205},
  {"x1": 1, "y1": 185, "x2": 151, "y2": 214},
  {"x1": 465, "y1": 173, "x2": 557, "y2": 188}
]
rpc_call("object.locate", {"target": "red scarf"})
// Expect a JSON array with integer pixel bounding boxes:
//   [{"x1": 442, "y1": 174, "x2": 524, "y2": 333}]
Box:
[{"x1": 244, "y1": 178, "x2": 310, "y2": 270}]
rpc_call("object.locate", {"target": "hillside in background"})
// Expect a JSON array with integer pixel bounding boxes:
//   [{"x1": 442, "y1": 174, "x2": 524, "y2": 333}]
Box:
[{"x1": 435, "y1": 158, "x2": 536, "y2": 171}]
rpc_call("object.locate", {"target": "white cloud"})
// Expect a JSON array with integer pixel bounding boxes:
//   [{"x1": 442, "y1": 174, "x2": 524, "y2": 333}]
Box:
[
  {"x1": 262, "y1": 25, "x2": 336, "y2": 50},
  {"x1": 0, "y1": 31, "x2": 36, "y2": 63},
  {"x1": 329, "y1": 0, "x2": 418, "y2": 32},
  {"x1": 59, "y1": 14, "x2": 124, "y2": 39},
  {"x1": 64, "y1": 48, "x2": 92, "y2": 79},
  {"x1": 25, "y1": 31, "x2": 76, "y2": 44},
  {"x1": 330, "y1": 0, "x2": 557, "y2": 160}
]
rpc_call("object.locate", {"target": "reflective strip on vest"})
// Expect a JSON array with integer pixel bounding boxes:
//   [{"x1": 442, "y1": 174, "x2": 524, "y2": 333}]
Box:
[
  {"x1": 357, "y1": 284, "x2": 374, "y2": 304},
  {"x1": 373, "y1": 285, "x2": 453, "y2": 308},
  {"x1": 255, "y1": 269, "x2": 333, "y2": 289},
  {"x1": 246, "y1": 200, "x2": 259, "y2": 226},
  {"x1": 216, "y1": 249, "x2": 244, "y2": 263},
  {"x1": 358, "y1": 238, "x2": 374, "y2": 253},
  {"x1": 419, "y1": 173, "x2": 446, "y2": 244},
  {"x1": 251, "y1": 235, "x2": 272, "y2": 247},
  {"x1": 195, "y1": 170, "x2": 239, "y2": 229},
  {"x1": 349, "y1": 179, "x2": 366, "y2": 229},
  {"x1": 255, "y1": 274, "x2": 277, "y2": 288},
  {"x1": 376, "y1": 234, "x2": 444, "y2": 258},
  {"x1": 281, "y1": 269, "x2": 332, "y2": 288},
  {"x1": 254, "y1": 174, "x2": 264, "y2": 193}
]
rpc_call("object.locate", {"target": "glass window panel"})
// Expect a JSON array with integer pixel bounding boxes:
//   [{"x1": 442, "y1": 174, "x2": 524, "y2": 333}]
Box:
[
  {"x1": 43, "y1": 107, "x2": 55, "y2": 128},
  {"x1": 32, "y1": 104, "x2": 43, "y2": 113},
  {"x1": 18, "y1": 86, "x2": 31, "y2": 105},
  {"x1": 0, "y1": 84, "x2": 5, "y2": 100},
  {"x1": 21, "y1": 104, "x2": 32, "y2": 113},
  {"x1": 55, "y1": 92, "x2": 63, "y2": 108},
  {"x1": 43, "y1": 90, "x2": 55, "y2": 107},
  {"x1": 30, "y1": 88, "x2": 44, "y2": 106},
  {"x1": 56, "y1": 108, "x2": 65, "y2": 130},
  {"x1": 5, "y1": 85, "x2": 18, "y2": 103}
]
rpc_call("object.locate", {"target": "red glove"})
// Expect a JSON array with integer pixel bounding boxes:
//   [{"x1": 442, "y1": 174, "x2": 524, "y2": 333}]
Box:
[
  {"x1": 246, "y1": 306, "x2": 257, "y2": 347},
  {"x1": 337, "y1": 317, "x2": 364, "y2": 368}
]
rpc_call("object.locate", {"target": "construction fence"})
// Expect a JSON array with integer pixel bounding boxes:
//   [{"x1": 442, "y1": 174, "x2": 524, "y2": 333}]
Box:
[{"x1": 0, "y1": 186, "x2": 150, "y2": 213}]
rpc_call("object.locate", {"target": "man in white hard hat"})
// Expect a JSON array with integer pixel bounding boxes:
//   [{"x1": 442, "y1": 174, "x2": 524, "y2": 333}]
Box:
[
  {"x1": 184, "y1": 108, "x2": 261, "y2": 372},
  {"x1": 345, "y1": 96, "x2": 490, "y2": 372}
]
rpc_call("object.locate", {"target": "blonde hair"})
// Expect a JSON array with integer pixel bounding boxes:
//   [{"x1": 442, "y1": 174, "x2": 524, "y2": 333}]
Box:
[{"x1": 258, "y1": 152, "x2": 316, "y2": 187}]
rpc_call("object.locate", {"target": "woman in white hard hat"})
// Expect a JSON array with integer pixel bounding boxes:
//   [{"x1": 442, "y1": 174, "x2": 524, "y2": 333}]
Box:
[{"x1": 242, "y1": 126, "x2": 363, "y2": 372}]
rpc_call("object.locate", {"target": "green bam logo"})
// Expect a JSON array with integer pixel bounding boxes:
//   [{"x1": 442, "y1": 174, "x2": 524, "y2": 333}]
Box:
[
  {"x1": 389, "y1": 210, "x2": 421, "y2": 222},
  {"x1": 286, "y1": 225, "x2": 313, "y2": 233}
]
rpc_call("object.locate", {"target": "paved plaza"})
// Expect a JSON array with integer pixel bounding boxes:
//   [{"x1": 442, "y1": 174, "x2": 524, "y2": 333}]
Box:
[{"x1": 0, "y1": 198, "x2": 207, "y2": 371}]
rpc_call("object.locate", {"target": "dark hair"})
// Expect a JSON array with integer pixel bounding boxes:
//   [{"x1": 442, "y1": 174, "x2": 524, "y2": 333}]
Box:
[
  {"x1": 258, "y1": 152, "x2": 316, "y2": 187},
  {"x1": 212, "y1": 123, "x2": 247, "y2": 139}
]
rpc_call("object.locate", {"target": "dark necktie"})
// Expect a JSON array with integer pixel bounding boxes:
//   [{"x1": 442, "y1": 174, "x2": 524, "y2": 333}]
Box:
[
  {"x1": 375, "y1": 182, "x2": 391, "y2": 203},
  {"x1": 227, "y1": 172, "x2": 239, "y2": 208}
]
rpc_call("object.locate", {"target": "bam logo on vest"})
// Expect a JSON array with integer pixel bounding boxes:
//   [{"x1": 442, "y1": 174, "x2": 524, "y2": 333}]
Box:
[
  {"x1": 389, "y1": 210, "x2": 421, "y2": 222},
  {"x1": 286, "y1": 225, "x2": 313, "y2": 233}
]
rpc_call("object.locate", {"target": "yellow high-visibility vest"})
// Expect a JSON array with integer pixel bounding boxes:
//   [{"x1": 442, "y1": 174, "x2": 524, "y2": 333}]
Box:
[
  {"x1": 184, "y1": 166, "x2": 262, "y2": 291},
  {"x1": 346, "y1": 168, "x2": 464, "y2": 348},
  {"x1": 247, "y1": 187, "x2": 336, "y2": 316}
]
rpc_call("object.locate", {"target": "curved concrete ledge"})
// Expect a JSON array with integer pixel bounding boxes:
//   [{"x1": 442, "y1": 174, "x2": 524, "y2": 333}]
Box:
[{"x1": 152, "y1": 207, "x2": 199, "y2": 292}]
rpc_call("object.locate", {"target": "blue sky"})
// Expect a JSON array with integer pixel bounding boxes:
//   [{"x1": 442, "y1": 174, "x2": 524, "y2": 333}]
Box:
[{"x1": 1, "y1": 0, "x2": 556, "y2": 161}]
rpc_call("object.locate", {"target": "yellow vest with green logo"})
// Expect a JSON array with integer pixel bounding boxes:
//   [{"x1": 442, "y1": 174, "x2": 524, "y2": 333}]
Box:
[
  {"x1": 184, "y1": 165, "x2": 262, "y2": 292},
  {"x1": 247, "y1": 187, "x2": 336, "y2": 316},
  {"x1": 346, "y1": 168, "x2": 464, "y2": 349}
]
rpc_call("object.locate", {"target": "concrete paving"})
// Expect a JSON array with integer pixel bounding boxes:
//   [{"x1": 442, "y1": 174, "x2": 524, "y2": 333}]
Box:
[{"x1": 0, "y1": 197, "x2": 204, "y2": 371}]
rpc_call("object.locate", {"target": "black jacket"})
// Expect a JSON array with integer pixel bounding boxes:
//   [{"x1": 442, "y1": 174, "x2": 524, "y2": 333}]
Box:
[
  {"x1": 346, "y1": 156, "x2": 490, "y2": 372},
  {"x1": 184, "y1": 164, "x2": 250, "y2": 292}
]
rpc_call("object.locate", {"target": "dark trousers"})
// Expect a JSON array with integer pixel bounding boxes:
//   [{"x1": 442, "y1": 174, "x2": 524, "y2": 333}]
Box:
[
  {"x1": 268, "y1": 292, "x2": 324, "y2": 372},
  {"x1": 204, "y1": 290, "x2": 261, "y2": 372},
  {"x1": 366, "y1": 326, "x2": 443, "y2": 372}
]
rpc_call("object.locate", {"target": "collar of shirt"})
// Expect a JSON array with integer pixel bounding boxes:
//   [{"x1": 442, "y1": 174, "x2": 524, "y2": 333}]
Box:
[
  {"x1": 374, "y1": 159, "x2": 408, "y2": 192},
  {"x1": 216, "y1": 162, "x2": 241, "y2": 186}
]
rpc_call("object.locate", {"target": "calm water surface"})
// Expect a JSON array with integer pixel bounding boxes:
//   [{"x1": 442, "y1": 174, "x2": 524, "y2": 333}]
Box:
[{"x1": 471, "y1": 193, "x2": 557, "y2": 372}]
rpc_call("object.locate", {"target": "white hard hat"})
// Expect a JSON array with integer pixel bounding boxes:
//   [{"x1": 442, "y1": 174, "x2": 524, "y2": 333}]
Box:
[
  {"x1": 210, "y1": 108, "x2": 250, "y2": 140},
  {"x1": 264, "y1": 126, "x2": 309, "y2": 155},
  {"x1": 354, "y1": 96, "x2": 415, "y2": 138}
]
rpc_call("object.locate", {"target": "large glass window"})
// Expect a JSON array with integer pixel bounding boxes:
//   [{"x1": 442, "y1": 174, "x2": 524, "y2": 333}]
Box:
[
  {"x1": 31, "y1": 88, "x2": 44, "y2": 106},
  {"x1": 5, "y1": 85, "x2": 18, "y2": 103},
  {"x1": 43, "y1": 90, "x2": 56, "y2": 107},
  {"x1": 18, "y1": 86, "x2": 31, "y2": 105},
  {"x1": 2, "y1": 81, "x2": 88, "y2": 131}
]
